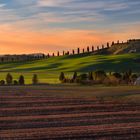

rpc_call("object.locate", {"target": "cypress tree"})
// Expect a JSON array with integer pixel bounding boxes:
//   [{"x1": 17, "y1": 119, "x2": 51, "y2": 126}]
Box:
[
  {"x1": 19, "y1": 75, "x2": 25, "y2": 85},
  {"x1": 6, "y1": 73, "x2": 13, "y2": 85},
  {"x1": 59, "y1": 72, "x2": 65, "y2": 82}
]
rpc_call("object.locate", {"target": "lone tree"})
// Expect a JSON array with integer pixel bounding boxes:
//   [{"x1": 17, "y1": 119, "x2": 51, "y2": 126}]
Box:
[
  {"x1": 87, "y1": 46, "x2": 90, "y2": 52},
  {"x1": 107, "y1": 42, "x2": 110, "y2": 48},
  {"x1": 63, "y1": 51, "x2": 65, "y2": 56},
  {"x1": 111, "y1": 41, "x2": 115, "y2": 46},
  {"x1": 59, "y1": 72, "x2": 65, "y2": 82},
  {"x1": 6, "y1": 73, "x2": 13, "y2": 85},
  {"x1": 47, "y1": 53, "x2": 50, "y2": 58},
  {"x1": 102, "y1": 45, "x2": 104, "y2": 49},
  {"x1": 77, "y1": 48, "x2": 80, "y2": 54},
  {"x1": 92, "y1": 46, "x2": 94, "y2": 52},
  {"x1": 72, "y1": 72, "x2": 77, "y2": 80},
  {"x1": 32, "y1": 74, "x2": 38, "y2": 85},
  {"x1": 72, "y1": 50, "x2": 75, "y2": 55},
  {"x1": 19, "y1": 75, "x2": 25, "y2": 85},
  {"x1": 83, "y1": 48, "x2": 85, "y2": 53}
]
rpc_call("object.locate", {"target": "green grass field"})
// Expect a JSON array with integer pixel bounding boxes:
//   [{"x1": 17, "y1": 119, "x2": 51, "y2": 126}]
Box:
[{"x1": 0, "y1": 53, "x2": 140, "y2": 84}]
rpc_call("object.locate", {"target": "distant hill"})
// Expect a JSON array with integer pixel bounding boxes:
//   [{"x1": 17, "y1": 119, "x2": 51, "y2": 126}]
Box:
[{"x1": 0, "y1": 53, "x2": 140, "y2": 73}]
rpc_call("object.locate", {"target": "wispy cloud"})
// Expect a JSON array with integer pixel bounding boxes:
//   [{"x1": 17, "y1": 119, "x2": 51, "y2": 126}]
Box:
[{"x1": 0, "y1": 0, "x2": 140, "y2": 54}]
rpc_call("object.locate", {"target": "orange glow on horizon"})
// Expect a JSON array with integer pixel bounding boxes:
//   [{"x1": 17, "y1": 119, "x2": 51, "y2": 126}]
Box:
[{"x1": 0, "y1": 24, "x2": 140, "y2": 55}]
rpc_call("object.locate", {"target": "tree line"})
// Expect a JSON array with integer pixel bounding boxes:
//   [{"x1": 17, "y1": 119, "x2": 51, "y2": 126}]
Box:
[
  {"x1": 59, "y1": 70, "x2": 138, "y2": 86},
  {"x1": 0, "y1": 73, "x2": 38, "y2": 86}
]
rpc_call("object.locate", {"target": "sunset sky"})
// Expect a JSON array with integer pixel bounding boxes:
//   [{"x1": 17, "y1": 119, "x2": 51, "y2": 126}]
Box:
[{"x1": 0, "y1": 0, "x2": 140, "y2": 54}]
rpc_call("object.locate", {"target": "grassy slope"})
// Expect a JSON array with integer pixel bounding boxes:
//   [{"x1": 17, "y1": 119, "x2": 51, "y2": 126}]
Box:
[{"x1": 0, "y1": 53, "x2": 140, "y2": 83}]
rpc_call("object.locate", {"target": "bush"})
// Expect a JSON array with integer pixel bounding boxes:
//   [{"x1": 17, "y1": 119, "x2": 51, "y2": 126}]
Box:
[
  {"x1": 19, "y1": 75, "x2": 25, "y2": 85},
  {"x1": 112, "y1": 72, "x2": 122, "y2": 79},
  {"x1": 103, "y1": 75, "x2": 120, "y2": 86},
  {"x1": 13, "y1": 80, "x2": 18, "y2": 85},
  {"x1": 93, "y1": 70, "x2": 107, "y2": 83},
  {"x1": 6, "y1": 73, "x2": 13, "y2": 85},
  {"x1": 0, "y1": 80, "x2": 5, "y2": 86},
  {"x1": 59, "y1": 72, "x2": 65, "y2": 82},
  {"x1": 32, "y1": 74, "x2": 38, "y2": 85}
]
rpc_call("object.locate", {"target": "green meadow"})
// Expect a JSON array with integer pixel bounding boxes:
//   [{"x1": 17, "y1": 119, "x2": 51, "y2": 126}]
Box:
[{"x1": 0, "y1": 53, "x2": 140, "y2": 84}]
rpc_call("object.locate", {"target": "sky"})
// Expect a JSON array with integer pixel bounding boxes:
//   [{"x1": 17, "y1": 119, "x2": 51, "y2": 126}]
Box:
[{"x1": 0, "y1": 0, "x2": 140, "y2": 54}]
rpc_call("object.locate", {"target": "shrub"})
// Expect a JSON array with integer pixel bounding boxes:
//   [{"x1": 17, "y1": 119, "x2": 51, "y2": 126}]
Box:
[
  {"x1": 19, "y1": 75, "x2": 25, "y2": 85},
  {"x1": 93, "y1": 70, "x2": 107, "y2": 83},
  {"x1": 0, "y1": 80, "x2": 5, "y2": 86},
  {"x1": 112, "y1": 72, "x2": 122, "y2": 79},
  {"x1": 13, "y1": 80, "x2": 18, "y2": 85},
  {"x1": 59, "y1": 72, "x2": 65, "y2": 82},
  {"x1": 103, "y1": 75, "x2": 120, "y2": 86},
  {"x1": 6, "y1": 73, "x2": 13, "y2": 85},
  {"x1": 32, "y1": 74, "x2": 38, "y2": 85},
  {"x1": 76, "y1": 74, "x2": 88, "y2": 83}
]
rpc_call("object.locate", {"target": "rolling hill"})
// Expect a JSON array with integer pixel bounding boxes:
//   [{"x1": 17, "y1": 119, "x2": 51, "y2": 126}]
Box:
[{"x1": 0, "y1": 53, "x2": 140, "y2": 73}]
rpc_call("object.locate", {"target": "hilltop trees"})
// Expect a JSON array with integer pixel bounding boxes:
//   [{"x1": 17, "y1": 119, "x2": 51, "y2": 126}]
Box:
[
  {"x1": 92, "y1": 46, "x2": 94, "y2": 52},
  {"x1": 77, "y1": 48, "x2": 80, "y2": 54},
  {"x1": 112, "y1": 41, "x2": 115, "y2": 46},
  {"x1": 83, "y1": 48, "x2": 85, "y2": 53},
  {"x1": 72, "y1": 50, "x2": 75, "y2": 55},
  {"x1": 87, "y1": 46, "x2": 90, "y2": 53},
  {"x1": 107, "y1": 42, "x2": 110, "y2": 48}
]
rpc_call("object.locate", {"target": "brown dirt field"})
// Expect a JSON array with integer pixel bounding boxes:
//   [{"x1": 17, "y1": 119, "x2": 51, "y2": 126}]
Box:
[{"x1": 0, "y1": 85, "x2": 140, "y2": 139}]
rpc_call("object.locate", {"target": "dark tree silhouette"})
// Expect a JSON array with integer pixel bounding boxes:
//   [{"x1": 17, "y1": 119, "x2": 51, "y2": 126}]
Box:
[
  {"x1": 97, "y1": 46, "x2": 99, "y2": 50},
  {"x1": 112, "y1": 41, "x2": 115, "y2": 46},
  {"x1": 92, "y1": 46, "x2": 94, "y2": 52},
  {"x1": 0, "y1": 80, "x2": 5, "y2": 85},
  {"x1": 52, "y1": 53, "x2": 55, "y2": 57},
  {"x1": 102, "y1": 45, "x2": 104, "y2": 49},
  {"x1": 83, "y1": 48, "x2": 85, "y2": 53},
  {"x1": 107, "y1": 42, "x2": 110, "y2": 48},
  {"x1": 88, "y1": 72, "x2": 93, "y2": 80},
  {"x1": 63, "y1": 51, "x2": 65, "y2": 56},
  {"x1": 14, "y1": 80, "x2": 18, "y2": 85},
  {"x1": 87, "y1": 46, "x2": 90, "y2": 52},
  {"x1": 47, "y1": 53, "x2": 50, "y2": 58},
  {"x1": 72, "y1": 50, "x2": 75, "y2": 55},
  {"x1": 59, "y1": 72, "x2": 65, "y2": 82},
  {"x1": 6, "y1": 73, "x2": 13, "y2": 85},
  {"x1": 72, "y1": 72, "x2": 77, "y2": 80},
  {"x1": 19, "y1": 75, "x2": 25, "y2": 85},
  {"x1": 77, "y1": 48, "x2": 80, "y2": 54},
  {"x1": 57, "y1": 51, "x2": 60, "y2": 56}
]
